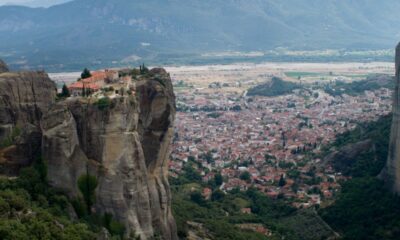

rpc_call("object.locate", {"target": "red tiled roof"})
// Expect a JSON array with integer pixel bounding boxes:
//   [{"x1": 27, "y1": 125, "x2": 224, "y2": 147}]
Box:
[{"x1": 68, "y1": 81, "x2": 99, "y2": 90}]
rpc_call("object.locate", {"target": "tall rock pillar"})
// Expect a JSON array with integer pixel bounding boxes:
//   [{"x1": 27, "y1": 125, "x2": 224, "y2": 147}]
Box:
[{"x1": 380, "y1": 43, "x2": 400, "y2": 193}]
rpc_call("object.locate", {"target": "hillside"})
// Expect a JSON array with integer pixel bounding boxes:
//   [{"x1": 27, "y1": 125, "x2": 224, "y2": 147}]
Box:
[
  {"x1": 248, "y1": 74, "x2": 394, "y2": 98},
  {"x1": 171, "y1": 164, "x2": 336, "y2": 240},
  {"x1": 318, "y1": 115, "x2": 400, "y2": 240},
  {"x1": 1, "y1": 0, "x2": 400, "y2": 70},
  {"x1": 324, "y1": 74, "x2": 394, "y2": 96},
  {"x1": 247, "y1": 77, "x2": 301, "y2": 97}
]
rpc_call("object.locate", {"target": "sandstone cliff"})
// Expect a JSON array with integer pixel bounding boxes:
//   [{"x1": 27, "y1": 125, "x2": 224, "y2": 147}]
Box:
[
  {"x1": 0, "y1": 69, "x2": 56, "y2": 173},
  {"x1": 380, "y1": 43, "x2": 400, "y2": 193},
  {"x1": 0, "y1": 60, "x2": 178, "y2": 239},
  {"x1": 41, "y1": 68, "x2": 177, "y2": 239}
]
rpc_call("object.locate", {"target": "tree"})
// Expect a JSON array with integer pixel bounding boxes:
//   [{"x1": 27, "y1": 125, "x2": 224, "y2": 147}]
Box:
[
  {"x1": 102, "y1": 213, "x2": 125, "y2": 237},
  {"x1": 77, "y1": 174, "x2": 98, "y2": 213},
  {"x1": 214, "y1": 173, "x2": 223, "y2": 186},
  {"x1": 240, "y1": 171, "x2": 251, "y2": 182},
  {"x1": 190, "y1": 191, "x2": 204, "y2": 205},
  {"x1": 278, "y1": 174, "x2": 286, "y2": 187},
  {"x1": 60, "y1": 84, "x2": 70, "y2": 97},
  {"x1": 139, "y1": 63, "x2": 149, "y2": 74},
  {"x1": 81, "y1": 68, "x2": 92, "y2": 79},
  {"x1": 82, "y1": 85, "x2": 86, "y2": 97},
  {"x1": 211, "y1": 190, "x2": 225, "y2": 201}
]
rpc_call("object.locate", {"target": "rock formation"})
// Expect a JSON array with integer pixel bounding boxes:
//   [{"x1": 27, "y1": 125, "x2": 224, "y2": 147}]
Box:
[
  {"x1": 322, "y1": 140, "x2": 373, "y2": 172},
  {"x1": 0, "y1": 60, "x2": 9, "y2": 73},
  {"x1": 0, "y1": 68, "x2": 56, "y2": 173},
  {"x1": 0, "y1": 60, "x2": 178, "y2": 239},
  {"x1": 41, "y1": 68, "x2": 177, "y2": 239},
  {"x1": 380, "y1": 43, "x2": 400, "y2": 193}
]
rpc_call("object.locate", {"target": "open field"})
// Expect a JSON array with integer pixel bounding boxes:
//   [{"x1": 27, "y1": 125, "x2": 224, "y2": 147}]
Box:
[{"x1": 164, "y1": 62, "x2": 394, "y2": 94}]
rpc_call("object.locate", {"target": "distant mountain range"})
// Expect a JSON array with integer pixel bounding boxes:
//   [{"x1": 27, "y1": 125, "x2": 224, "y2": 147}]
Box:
[
  {"x1": 0, "y1": 0, "x2": 70, "y2": 7},
  {"x1": 1, "y1": 0, "x2": 400, "y2": 71}
]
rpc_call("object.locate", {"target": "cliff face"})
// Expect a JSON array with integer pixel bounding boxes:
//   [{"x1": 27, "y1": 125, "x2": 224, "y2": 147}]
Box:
[
  {"x1": 41, "y1": 69, "x2": 177, "y2": 239},
  {"x1": 0, "y1": 60, "x2": 178, "y2": 239},
  {"x1": 0, "y1": 69, "x2": 56, "y2": 173},
  {"x1": 0, "y1": 60, "x2": 8, "y2": 73},
  {"x1": 380, "y1": 43, "x2": 400, "y2": 193}
]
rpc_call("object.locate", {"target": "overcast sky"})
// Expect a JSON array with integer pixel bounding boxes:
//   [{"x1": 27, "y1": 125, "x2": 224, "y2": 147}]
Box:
[{"x1": 0, "y1": 0, "x2": 71, "y2": 7}]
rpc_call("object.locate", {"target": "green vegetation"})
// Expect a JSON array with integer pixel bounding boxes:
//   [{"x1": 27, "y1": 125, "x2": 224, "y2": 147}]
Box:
[
  {"x1": 323, "y1": 114, "x2": 391, "y2": 176},
  {"x1": 95, "y1": 97, "x2": 112, "y2": 110},
  {"x1": 102, "y1": 213, "x2": 126, "y2": 238},
  {"x1": 239, "y1": 171, "x2": 251, "y2": 182},
  {"x1": 58, "y1": 84, "x2": 71, "y2": 98},
  {"x1": 77, "y1": 174, "x2": 98, "y2": 214},
  {"x1": 319, "y1": 114, "x2": 400, "y2": 239},
  {"x1": 0, "y1": 127, "x2": 21, "y2": 148},
  {"x1": 171, "y1": 163, "x2": 333, "y2": 240},
  {"x1": 249, "y1": 74, "x2": 393, "y2": 98},
  {"x1": 0, "y1": 158, "x2": 96, "y2": 239},
  {"x1": 279, "y1": 209, "x2": 336, "y2": 240},
  {"x1": 81, "y1": 68, "x2": 92, "y2": 79},
  {"x1": 320, "y1": 178, "x2": 400, "y2": 240},
  {"x1": 139, "y1": 63, "x2": 149, "y2": 75},
  {"x1": 324, "y1": 75, "x2": 393, "y2": 96},
  {"x1": 0, "y1": 157, "x2": 130, "y2": 239},
  {"x1": 207, "y1": 112, "x2": 222, "y2": 119},
  {"x1": 285, "y1": 72, "x2": 322, "y2": 79},
  {"x1": 247, "y1": 77, "x2": 301, "y2": 97}
]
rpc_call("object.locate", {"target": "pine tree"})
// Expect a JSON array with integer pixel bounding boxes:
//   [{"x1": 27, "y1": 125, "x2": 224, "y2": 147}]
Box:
[
  {"x1": 61, "y1": 84, "x2": 70, "y2": 97},
  {"x1": 82, "y1": 85, "x2": 86, "y2": 97},
  {"x1": 81, "y1": 68, "x2": 92, "y2": 79},
  {"x1": 140, "y1": 63, "x2": 149, "y2": 74},
  {"x1": 278, "y1": 174, "x2": 286, "y2": 187}
]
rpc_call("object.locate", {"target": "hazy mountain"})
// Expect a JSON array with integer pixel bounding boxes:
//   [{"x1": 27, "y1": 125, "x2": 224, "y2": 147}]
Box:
[
  {"x1": 1, "y1": 0, "x2": 400, "y2": 71},
  {"x1": 0, "y1": 0, "x2": 70, "y2": 7}
]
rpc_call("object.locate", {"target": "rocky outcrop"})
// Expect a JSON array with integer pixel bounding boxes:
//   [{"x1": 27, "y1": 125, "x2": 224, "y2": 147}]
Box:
[
  {"x1": 322, "y1": 140, "x2": 373, "y2": 173},
  {"x1": 41, "y1": 69, "x2": 177, "y2": 239},
  {"x1": 0, "y1": 60, "x2": 178, "y2": 239},
  {"x1": 0, "y1": 67, "x2": 56, "y2": 172},
  {"x1": 0, "y1": 60, "x2": 8, "y2": 73},
  {"x1": 380, "y1": 43, "x2": 400, "y2": 193}
]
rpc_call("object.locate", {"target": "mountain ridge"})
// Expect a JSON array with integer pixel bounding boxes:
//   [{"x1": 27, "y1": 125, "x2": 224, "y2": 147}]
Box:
[{"x1": 1, "y1": 0, "x2": 400, "y2": 70}]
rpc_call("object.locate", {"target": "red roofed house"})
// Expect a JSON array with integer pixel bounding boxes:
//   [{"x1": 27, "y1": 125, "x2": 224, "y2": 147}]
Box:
[
  {"x1": 68, "y1": 82, "x2": 100, "y2": 96},
  {"x1": 69, "y1": 70, "x2": 109, "y2": 96}
]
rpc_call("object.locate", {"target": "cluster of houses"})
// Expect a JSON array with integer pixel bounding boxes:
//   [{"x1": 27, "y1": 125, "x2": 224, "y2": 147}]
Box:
[
  {"x1": 68, "y1": 69, "x2": 133, "y2": 96},
  {"x1": 170, "y1": 83, "x2": 393, "y2": 208}
]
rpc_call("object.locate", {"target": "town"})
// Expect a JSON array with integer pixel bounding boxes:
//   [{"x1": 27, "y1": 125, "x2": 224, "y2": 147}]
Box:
[
  {"x1": 57, "y1": 64, "x2": 393, "y2": 209},
  {"x1": 169, "y1": 74, "x2": 392, "y2": 209}
]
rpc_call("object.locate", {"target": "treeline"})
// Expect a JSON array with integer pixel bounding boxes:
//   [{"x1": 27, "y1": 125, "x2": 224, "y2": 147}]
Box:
[{"x1": 324, "y1": 75, "x2": 394, "y2": 97}]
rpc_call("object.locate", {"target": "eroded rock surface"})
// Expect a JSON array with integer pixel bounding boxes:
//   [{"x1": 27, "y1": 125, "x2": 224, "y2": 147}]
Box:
[
  {"x1": 0, "y1": 67, "x2": 56, "y2": 172},
  {"x1": 322, "y1": 140, "x2": 373, "y2": 172},
  {"x1": 42, "y1": 69, "x2": 177, "y2": 239},
  {"x1": 0, "y1": 60, "x2": 177, "y2": 239},
  {"x1": 380, "y1": 43, "x2": 400, "y2": 193}
]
